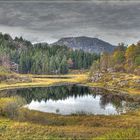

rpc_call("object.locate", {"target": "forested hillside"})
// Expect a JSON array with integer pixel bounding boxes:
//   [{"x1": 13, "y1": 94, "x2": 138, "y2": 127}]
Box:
[
  {"x1": 0, "y1": 33, "x2": 99, "y2": 74},
  {"x1": 90, "y1": 42, "x2": 140, "y2": 75}
]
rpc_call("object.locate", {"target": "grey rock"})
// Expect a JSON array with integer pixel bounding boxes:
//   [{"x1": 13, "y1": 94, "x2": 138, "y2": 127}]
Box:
[
  {"x1": 134, "y1": 79, "x2": 140, "y2": 83},
  {"x1": 91, "y1": 72, "x2": 103, "y2": 82},
  {"x1": 118, "y1": 80, "x2": 128, "y2": 87}
]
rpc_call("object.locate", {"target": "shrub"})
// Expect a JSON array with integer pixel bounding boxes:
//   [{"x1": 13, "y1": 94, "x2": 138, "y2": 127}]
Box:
[
  {"x1": 134, "y1": 66, "x2": 140, "y2": 76},
  {"x1": 0, "y1": 96, "x2": 26, "y2": 119}
]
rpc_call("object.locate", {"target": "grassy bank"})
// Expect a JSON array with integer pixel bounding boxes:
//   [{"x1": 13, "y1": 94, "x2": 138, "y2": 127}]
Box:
[
  {"x1": 0, "y1": 72, "x2": 139, "y2": 95},
  {"x1": 87, "y1": 72, "x2": 140, "y2": 95},
  {"x1": 0, "y1": 72, "x2": 140, "y2": 139},
  {"x1": 0, "y1": 74, "x2": 87, "y2": 91},
  {"x1": 0, "y1": 107, "x2": 140, "y2": 139},
  {"x1": 0, "y1": 67, "x2": 31, "y2": 88}
]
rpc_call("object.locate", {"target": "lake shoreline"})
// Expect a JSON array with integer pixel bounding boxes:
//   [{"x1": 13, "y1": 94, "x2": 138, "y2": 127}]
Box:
[
  {"x1": 0, "y1": 73, "x2": 140, "y2": 96},
  {"x1": 0, "y1": 73, "x2": 140, "y2": 139}
]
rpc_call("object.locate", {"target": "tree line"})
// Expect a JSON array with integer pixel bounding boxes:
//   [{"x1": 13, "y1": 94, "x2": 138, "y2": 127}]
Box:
[
  {"x1": 90, "y1": 42, "x2": 140, "y2": 75},
  {"x1": 0, "y1": 33, "x2": 99, "y2": 74}
]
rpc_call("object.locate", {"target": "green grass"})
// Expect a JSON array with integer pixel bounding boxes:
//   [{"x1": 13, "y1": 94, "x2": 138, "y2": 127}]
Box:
[
  {"x1": 86, "y1": 72, "x2": 140, "y2": 95},
  {"x1": 0, "y1": 97, "x2": 140, "y2": 139},
  {"x1": 0, "y1": 66, "x2": 11, "y2": 74},
  {"x1": 0, "y1": 73, "x2": 87, "y2": 91},
  {"x1": 94, "y1": 128, "x2": 140, "y2": 140},
  {"x1": 0, "y1": 109, "x2": 140, "y2": 139},
  {"x1": 0, "y1": 72, "x2": 140, "y2": 139}
]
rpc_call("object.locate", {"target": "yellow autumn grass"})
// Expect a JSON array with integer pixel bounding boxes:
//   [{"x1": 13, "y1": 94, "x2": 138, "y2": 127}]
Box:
[
  {"x1": 0, "y1": 104, "x2": 139, "y2": 139},
  {"x1": 0, "y1": 73, "x2": 140, "y2": 139},
  {"x1": 1, "y1": 72, "x2": 140, "y2": 95},
  {"x1": 0, "y1": 74, "x2": 87, "y2": 91}
]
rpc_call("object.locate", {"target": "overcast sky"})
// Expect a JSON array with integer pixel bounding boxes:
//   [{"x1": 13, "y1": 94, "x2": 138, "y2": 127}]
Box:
[{"x1": 0, "y1": 0, "x2": 140, "y2": 45}]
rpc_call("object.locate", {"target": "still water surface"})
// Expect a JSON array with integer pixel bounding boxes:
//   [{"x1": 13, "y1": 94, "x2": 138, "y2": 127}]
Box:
[{"x1": 0, "y1": 85, "x2": 138, "y2": 115}]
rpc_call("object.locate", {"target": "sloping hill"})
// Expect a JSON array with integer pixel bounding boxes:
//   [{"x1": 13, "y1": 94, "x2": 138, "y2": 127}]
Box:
[{"x1": 52, "y1": 36, "x2": 116, "y2": 54}]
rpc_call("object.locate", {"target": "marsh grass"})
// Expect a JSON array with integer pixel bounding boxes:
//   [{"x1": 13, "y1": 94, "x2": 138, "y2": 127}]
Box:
[
  {"x1": 0, "y1": 96, "x2": 26, "y2": 119},
  {"x1": 0, "y1": 108, "x2": 140, "y2": 139},
  {"x1": 0, "y1": 73, "x2": 140, "y2": 139},
  {"x1": 94, "y1": 128, "x2": 140, "y2": 140},
  {"x1": 0, "y1": 99, "x2": 140, "y2": 139}
]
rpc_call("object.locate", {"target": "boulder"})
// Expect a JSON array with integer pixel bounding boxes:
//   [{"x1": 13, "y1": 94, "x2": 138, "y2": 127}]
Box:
[{"x1": 91, "y1": 72, "x2": 103, "y2": 82}]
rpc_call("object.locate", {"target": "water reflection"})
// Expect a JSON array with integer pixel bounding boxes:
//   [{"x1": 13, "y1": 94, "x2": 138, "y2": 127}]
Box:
[{"x1": 0, "y1": 85, "x2": 138, "y2": 115}]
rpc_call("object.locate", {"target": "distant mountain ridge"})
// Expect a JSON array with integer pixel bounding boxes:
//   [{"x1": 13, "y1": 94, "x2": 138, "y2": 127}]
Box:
[{"x1": 51, "y1": 36, "x2": 116, "y2": 54}]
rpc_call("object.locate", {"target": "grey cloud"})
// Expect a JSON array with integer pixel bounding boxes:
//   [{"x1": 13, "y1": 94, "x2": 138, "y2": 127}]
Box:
[{"x1": 0, "y1": 1, "x2": 140, "y2": 44}]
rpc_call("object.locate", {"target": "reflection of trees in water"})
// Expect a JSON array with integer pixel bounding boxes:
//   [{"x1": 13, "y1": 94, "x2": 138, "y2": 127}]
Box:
[
  {"x1": 0, "y1": 90, "x2": 18, "y2": 98},
  {"x1": 100, "y1": 94, "x2": 126, "y2": 113},
  {"x1": 0, "y1": 85, "x2": 134, "y2": 112},
  {"x1": 100, "y1": 94, "x2": 125, "y2": 109},
  {"x1": 0, "y1": 85, "x2": 92, "y2": 103}
]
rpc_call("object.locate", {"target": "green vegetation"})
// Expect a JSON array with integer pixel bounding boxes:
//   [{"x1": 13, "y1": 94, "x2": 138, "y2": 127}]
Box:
[
  {"x1": 0, "y1": 96, "x2": 26, "y2": 119},
  {"x1": 0, "y1": 74, "x2": 139, "y2": 139},
  {"x1": 0, "y1": 105, "x2": 140, "y2": 139},
  {"x1": 0, "y1": 32, "x2": 140, "y2": 139},
  {"x1": 94, "y1": 128, "x2": 140, "y2": 140},
  {"x1": 0, "y1": 75, "x2": 140, "y2": 140},
  {"x1": 0, "y1": 33, "x2": 99, "y2": 75},
  {"x1": 87, "y1": 72, "x2": 140, "y2": 95},
  {"x1": 0, "y1": 66, "x2": 31, "y2": 84},
  {"x1": 90, "y1": 42, "x2": 140, "y2": 75},
  {"x1": 89, "y1": 42, "x2": 140, "y2": 94}
]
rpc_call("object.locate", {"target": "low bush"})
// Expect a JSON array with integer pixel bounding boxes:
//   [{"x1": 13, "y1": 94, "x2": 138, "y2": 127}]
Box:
[{"x1": 0, "y1": 96, "x2": 26, "y2": 119}]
